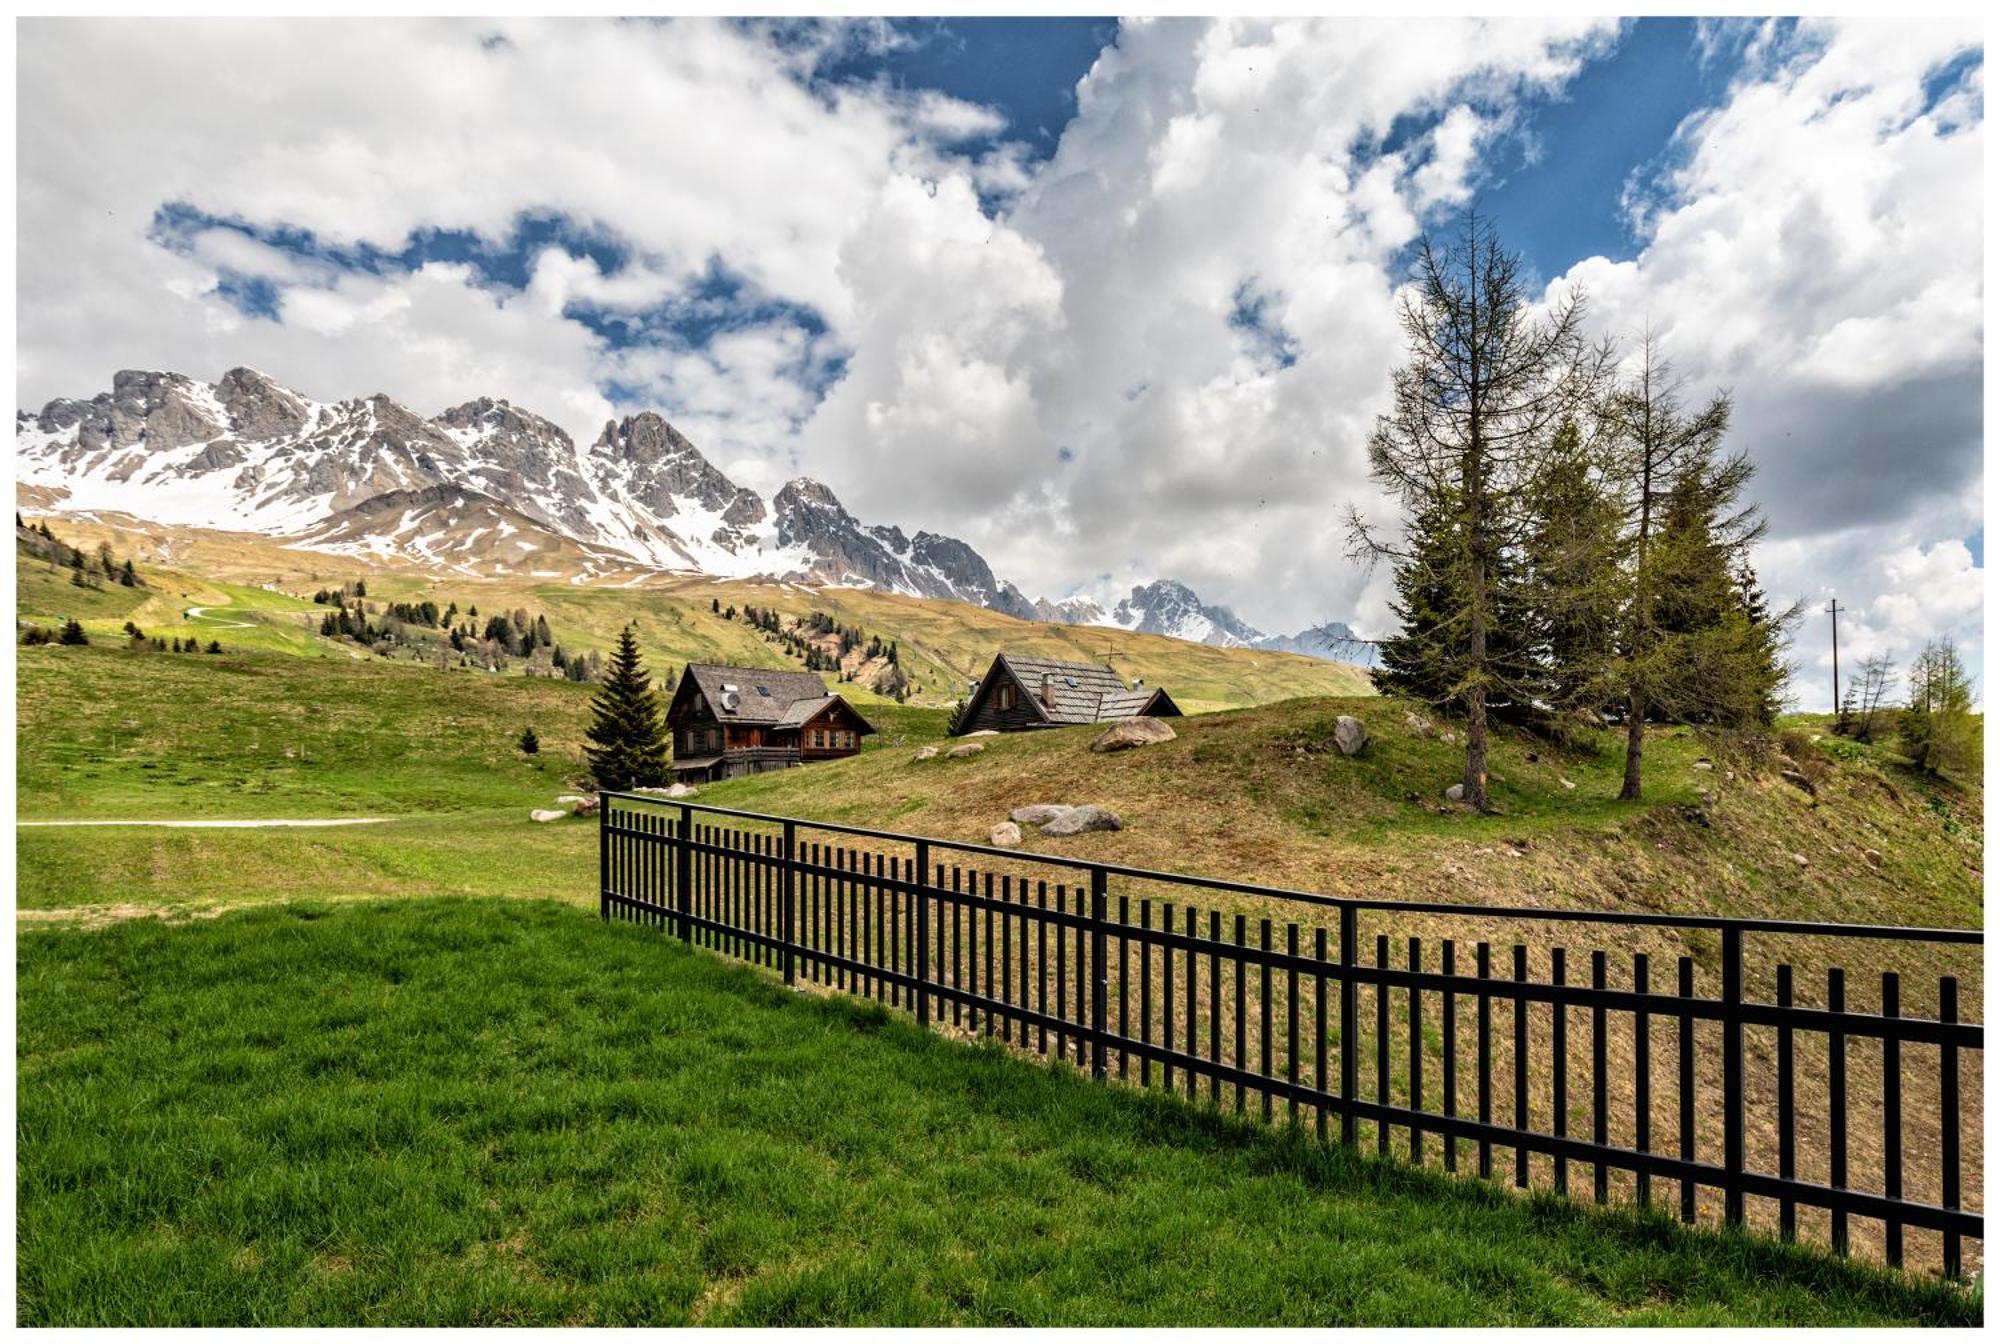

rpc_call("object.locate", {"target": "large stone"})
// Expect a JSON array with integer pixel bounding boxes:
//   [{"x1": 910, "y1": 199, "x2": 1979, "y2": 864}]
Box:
[
  {"x1": 1444, "y1": 783, "x2": 1466, "y2": 804},
  {"x1": 1090, "y1": 716, "x2": 1176, "y2": 753},
  {"x1": 1333, "y1": 715, "x2": 1368, "y2": 757},
  {"x1": 1010, "y1": 803, "x2": 1074, "y2": 825},
  {"x1": 556, "y1": 794, "x2": 591, "y2": 804},
  {"x1": 530, "y1": 808, "x2": 566, "y2": 823},
  {"x1": 1403, "y1": 710, "x2": 1434, "y2": 737},
  {"x1": 571, "y1": 796, "x2": 601, "y2": 817},
  {"x1": 1779, "y1": 768, "x2": 1817, "y2": 797},
  {"x1": 989, "y1": 821, "x2": 1022, "y2": 848},
  {"x1": 964, "y1": 729, "x2": 1000, "y2": 738},
  {"x1": 1040, "y1": 805, "x2": 1122, "y2": 836},
  {"x1": 913, "y1": 745, "x2": 940, "y2": 761},
  {"x1": 946, "y1": 741, "x2": 986, "y2": 758}
]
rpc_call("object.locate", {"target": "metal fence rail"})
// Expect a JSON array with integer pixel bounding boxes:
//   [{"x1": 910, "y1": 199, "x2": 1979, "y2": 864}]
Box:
[{"x1": 598, "y1": 793, "x2": 1984, "y2": 1278}]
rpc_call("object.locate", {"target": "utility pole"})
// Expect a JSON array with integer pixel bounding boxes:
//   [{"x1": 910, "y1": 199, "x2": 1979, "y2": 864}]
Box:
[{"x1": 1826, "y1": 598, "x2": 1841, "y2": 721}]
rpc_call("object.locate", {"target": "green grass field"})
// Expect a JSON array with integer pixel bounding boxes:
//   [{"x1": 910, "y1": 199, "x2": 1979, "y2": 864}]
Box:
[{"x1": 16, "y1": 899, "x2": 1975, "y2": 1327}]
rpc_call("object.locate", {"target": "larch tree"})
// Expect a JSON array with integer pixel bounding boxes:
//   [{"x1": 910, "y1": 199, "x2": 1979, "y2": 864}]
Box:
[
  {"x1": 1352, "y1": 212, "x2": 1608, "y2": 811},
  {"x1": 584, "y1": 625, "x2": 670, "y2": 792},
  {"x1": 1599, "y1": 335, "x2": 1735, "y2": 800}
]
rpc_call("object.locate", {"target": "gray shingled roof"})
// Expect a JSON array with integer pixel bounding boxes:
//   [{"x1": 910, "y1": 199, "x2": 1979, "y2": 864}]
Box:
[
  {"x1": 995, "y1": 653, "x2": 1167, "y2": 725},
  {"x1": 684, "y1": 664, "x2": 833, "y2": 725},
  {"x1": 776, "y1": 694, "x2": 839, "y2": 726}
]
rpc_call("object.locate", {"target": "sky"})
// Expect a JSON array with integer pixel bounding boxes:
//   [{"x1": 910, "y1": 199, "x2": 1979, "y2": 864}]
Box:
[{"x1": 13, "y1": 16, "x2": 1985, "y2": 710}]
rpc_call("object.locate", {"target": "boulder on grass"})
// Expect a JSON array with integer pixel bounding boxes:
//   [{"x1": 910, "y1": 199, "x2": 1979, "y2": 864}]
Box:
[
  {"x1": 1091, "y1": 717, "x2": 1176, "y2": 752},
  {"x1": 530, "y1": 808, "x2": 566, "y2": 823},
  {"x1": 947, "y1": 741, "x2": 986, "y2": 758},
  {"x1": 914, "y1": 746, "x2": 940, "y2": 761},
  {"x1": 1444, "y1": 783, "x2": 1466, "y2": 804},
  {"x1": 964, "y1": 729, "x2": 1001, "y2": 738},
  {"x1": 1779, "y1": 768, "x2": 1817, "y2": 797},
  {"x1": 1041, "y1": 805, "x2": 1122, "y2": 836},
  {"x1": 556, "y1": 794, "x2": 590, "y2": 804},
  {"x1": 1333, "y1": 715, "x2": 1368, "y2": 757},
  {"x1": 989, "y1": 821, "x2": 1022, "y2": 848},
  {"x1": 1010, "y1": 803, "x2": 1073, "y2": 825},
  {"x1": 572, "y1": 796, "x2": 601, "y2": 817}
]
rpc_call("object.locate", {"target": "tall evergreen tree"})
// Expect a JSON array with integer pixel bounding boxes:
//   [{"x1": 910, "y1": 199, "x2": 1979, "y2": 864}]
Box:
[
  {"x1": 58, "y1": 618, "x2": 88, "y2": 646},
  {"x1": 1601, "y1": 336, "x2": 1737, "y2": 798},
  {"x1": 1519, "y1": 416, "x2": 1626, "y2": 721},
  {"x1": 584, "y1": 626, "x2": 670, "y2": 791},
  {"x1": 1353, "y1": 212, "x2": 1607, "y2": 808}
]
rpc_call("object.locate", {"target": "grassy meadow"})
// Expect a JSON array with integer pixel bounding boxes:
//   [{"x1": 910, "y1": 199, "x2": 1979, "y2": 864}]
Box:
[
  {"x1": 14, "y1": 534, "x2": 1985, "y2": 1322},
  {"x1": 16, "y1": 898, "x2": 1978, "y2": 1327}
]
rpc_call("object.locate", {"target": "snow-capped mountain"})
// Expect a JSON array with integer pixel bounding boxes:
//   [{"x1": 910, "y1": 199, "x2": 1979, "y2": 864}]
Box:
[
  {"x1": 1032, "y1": 577, "x2": 1375, "y2": 665},
  {"x1": 15, "y1": 367, "x2": 1021, "y2": 607},
  {"x1": 1108, "y1": 579, "x2": 1265, "y2": 647},
  {"x1": 16, "y1": 367, "x2": 1372, "y2": 662}
]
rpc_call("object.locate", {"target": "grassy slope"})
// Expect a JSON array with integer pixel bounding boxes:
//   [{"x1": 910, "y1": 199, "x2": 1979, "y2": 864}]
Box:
[
  {"x1": 16, "y1": 898, "x2": 1972, "y2": 1327},
  {"x1": 24, "y1": 516, "x2": 1373, "y2": 712},
  {"x1": 694, "y1": 696, "x2": 1984, "y2": 934}
]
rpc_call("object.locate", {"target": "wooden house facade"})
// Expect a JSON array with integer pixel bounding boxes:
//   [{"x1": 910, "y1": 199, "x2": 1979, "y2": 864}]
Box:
[
  {"x1": 666, "y1": 664, "x2": 875, "y2": 782},
  {"x1": 954, "y1": 652, "x2": 1182, "y2": 735}
]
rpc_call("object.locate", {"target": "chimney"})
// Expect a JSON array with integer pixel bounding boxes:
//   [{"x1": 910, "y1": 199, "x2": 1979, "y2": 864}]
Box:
[
  {"x1": 1041, "y1": 673, "x2": 1054, "y2": 708},
  {"x1": 1133, "y1": 677, "x2": 1144, "y2": 688}
]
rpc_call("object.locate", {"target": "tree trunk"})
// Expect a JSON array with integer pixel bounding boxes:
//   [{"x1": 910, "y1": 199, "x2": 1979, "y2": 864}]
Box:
[{"x1": 1620, "y1": 684, "x2": 1645, "y2": 801}]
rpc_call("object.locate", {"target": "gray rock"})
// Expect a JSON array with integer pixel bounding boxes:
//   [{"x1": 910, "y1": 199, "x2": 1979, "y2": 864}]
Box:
[
  {"x1": 1559, "y1": 778, "x2": 1577, "y2": 791},
  {"x1": 989, "y1": 821, "x2": 1022, "y2": 848},
  {"x1": 1864, "y1": 848, "x2": 1884, "y2": 867},
  {"x1": 1779, "y1": 768, "x2": 1817, "y2": 796},
  {"x1": 913, "y1": 745, "x2": 940, "y2": 761},
  {"x1": 1403, "y1": 710, "x2": 1434, "y2": 736},
  {"x1": 1445, "y1": 783, "x2": 1466, "y2": 804},
  {"x1": 571, "y1": 796, "x2": 601, "y2": 817},
  {"x1": 1692, "y1": 758, "x2": 1714, "y2": 770},
  {"x1": 1040, "y1": 805, "x2": 1122, "y2": 836},
  {"x1": 946, "y1": 741, "x2": 986, "y2": 758},
  {"x1": 666, "y1": 782, "x2": 699, "y2": 798},
  {"x1": 556, "y1": 794, "x2": 591, "y2": 804},
  {"x1": 1010, "y1": 804, "x2": 1074, "y2": 825},
  {"x1": 1334, "y1": 715, "x2": 1368, "y2": 756},
  {"x1": 1091, "y1": 716, "x2": 1177, "y2": 752},
  {"x1": 530, "y1": 808, "x2": 566, "y2": 823},
  {"x1": 963, "y1": 729, "x2": 1001, "y2": 738}
]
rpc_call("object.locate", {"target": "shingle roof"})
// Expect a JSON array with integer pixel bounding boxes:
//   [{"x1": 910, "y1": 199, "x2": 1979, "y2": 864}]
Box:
[
  {"x1": 683, "y1": 664, "x2": 833, "y2": 725},
  {"x1": 995, "y1": 653, "x2": 1166, "y2": 725},
  {"x1": 776, "y1": 694, "x2": 839, "y2": 726}
]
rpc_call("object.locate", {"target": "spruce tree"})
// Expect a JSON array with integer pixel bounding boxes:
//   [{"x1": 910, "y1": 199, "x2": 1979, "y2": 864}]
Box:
[
  {"x1": 1520, "y1": 416, "x2": 1625, "y2": 722},
  {"x1": 58, "y1": 618, "x2": 88, "y2": 646},
  {"x1": 518, "y1": 725, "x2": 540, "y2": 755},
  {"x1": 584, "y1": 626, "x2": 670, "y2": 791},
  {"x1": 120, "y1": 558, "x2": 138, "y2": 587}
]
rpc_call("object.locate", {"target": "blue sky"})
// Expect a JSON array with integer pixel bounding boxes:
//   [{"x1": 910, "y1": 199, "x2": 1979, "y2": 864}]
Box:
[
  {"x1": 17, "y1": 16, "x2": 1986, "y2": 710},
  {"x1": 157, "y1": 18, "x2": 1737, "y2": 351}
]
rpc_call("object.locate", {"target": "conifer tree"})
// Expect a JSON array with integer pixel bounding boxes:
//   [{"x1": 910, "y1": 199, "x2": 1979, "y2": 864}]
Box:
[
  {"x1": 58, "y1": 618, "x2": 88, "y2": 646},
  {"x1": 120, "y1": 558, "x2": 138, "y2": 587},
  {"x1": 584, "y1": 626, "x2": 670, "y2": 791},
  {"x1": 206, "y1": 639, "x2": 222, "y2": 654},
  {"x1": 1519, "y1": 415, "x2": 1625, "y2": 721},
  {"x1": 1352, "y1": 212, "x2": 1607, "y2": 810},
  {"x1": 518, "y1": 725, "x2": 540, "y2": 755}
]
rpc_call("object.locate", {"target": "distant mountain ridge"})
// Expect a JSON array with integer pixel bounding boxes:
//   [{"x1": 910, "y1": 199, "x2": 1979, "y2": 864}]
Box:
[{"x1": 16, "y1": 366, "x2": 1366, "y2": 661}]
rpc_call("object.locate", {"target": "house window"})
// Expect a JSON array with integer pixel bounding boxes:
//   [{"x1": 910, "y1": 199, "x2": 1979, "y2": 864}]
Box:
[{"x1": 996, "y1": 683, "x2": 1016, "y2": 710}]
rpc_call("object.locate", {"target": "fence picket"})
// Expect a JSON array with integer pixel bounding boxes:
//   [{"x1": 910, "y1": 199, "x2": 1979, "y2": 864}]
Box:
[{"x1": 602, "y1": 796, "x2": 1984, "y2": 1274}]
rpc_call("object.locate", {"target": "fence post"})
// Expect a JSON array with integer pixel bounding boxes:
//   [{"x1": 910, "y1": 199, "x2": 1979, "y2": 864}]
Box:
[
  {"x1": 677, "y1": 804, "x2": 693, "y2": 946},
  {"x1": 1721, "y1": 924, "x2": 1743, "y2": 1227},
  {"x1": 1090, "y1": 866, "x2": 1109, "y2": 1081},
  {"x1": 914, "y1": 839, "x2": 931, "y2": 1028},
  {"x1": 781, "y1": 820, "x2": 797, "y2": 986},
  {"x1": 598, "y1": 792, "x2": 610, "y2": 922},
  {"x1": 1339, "y1": 903, "x2": 1357, "y2": 1147}
]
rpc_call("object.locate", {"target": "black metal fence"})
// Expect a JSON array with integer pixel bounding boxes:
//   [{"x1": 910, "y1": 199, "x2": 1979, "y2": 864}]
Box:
[{"x1": 599, "y1": 794, "x2": 1983, "y2": 1278}]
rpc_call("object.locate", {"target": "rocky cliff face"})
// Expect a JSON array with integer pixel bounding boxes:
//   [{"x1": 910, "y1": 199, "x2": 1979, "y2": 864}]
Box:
[
  {"x1": 17, "y1": 368, "x2": 1370, "y2": 657},
  {"x1": 16, "y1": 366, "x2": 1032, "y2": 613}
]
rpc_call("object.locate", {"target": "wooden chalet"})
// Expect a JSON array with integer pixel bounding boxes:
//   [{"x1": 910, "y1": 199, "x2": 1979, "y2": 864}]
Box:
[
  {"x1": 954, "y1": 652, "x2": 1182, "y2": 735},
  {"x1": 667, "y1": 663, "x2": 875, "y2": 782}
]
